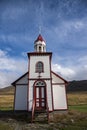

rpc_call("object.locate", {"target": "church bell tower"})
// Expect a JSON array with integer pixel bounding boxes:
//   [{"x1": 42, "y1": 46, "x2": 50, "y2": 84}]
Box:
[{"x1": 34, "y1": 34, "x2": 46, "y2": 52}]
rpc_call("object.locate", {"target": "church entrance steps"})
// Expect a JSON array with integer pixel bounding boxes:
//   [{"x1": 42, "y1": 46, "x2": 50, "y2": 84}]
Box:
[{"x1": 32, "y1": 110, "x2": 49, "y2": 123}]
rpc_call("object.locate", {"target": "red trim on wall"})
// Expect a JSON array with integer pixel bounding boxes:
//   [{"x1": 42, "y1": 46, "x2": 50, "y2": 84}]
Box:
[
  {"x1": 13, "y1": 86, "x2": 16, "y2": 110},
  {"x1": 15, "y1": 84, "x2": 28, "y2": 85},
  {"x1": 65, "y1": 84, "x2": 68, "y2": 110},
  {"x1": 26, "y1": 83, "x2": 28, "y2": 111},
  {"x1": 29, "y1": 78, "x2": 52, "y2": 80},
  {"x1": 52, "y1": 83, "x2": 68, "y2": 85},
  {"x1": 27, "y1": 52, "x2": 52, "y2": 57},
  {"x1": 53, "y1": 109, "x2": 68, "y2": 111},
  {"x1": 45, "y1": 81, "x2": 48, "y2": 111},
  {"x1": 49, "y1": 54, "x2": 54, "y2": 112},
  {"x1": 51, "y1": 71, "x2": 68, "y2": 84},
  {"x1": 27, "y1": 57, "x2": 30, "y2": 111}
]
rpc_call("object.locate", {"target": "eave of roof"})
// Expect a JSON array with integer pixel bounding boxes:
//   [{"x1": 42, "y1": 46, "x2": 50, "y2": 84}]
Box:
[
  {"x1": 11, "y1": 72, "x2": 28, "y2": 86},
  {"x1": 51, "y1": 71, "x2": 68, "y2": 84}
]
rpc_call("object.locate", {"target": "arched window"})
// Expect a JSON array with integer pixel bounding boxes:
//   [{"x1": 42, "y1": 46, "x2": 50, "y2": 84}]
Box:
[
  {"x1": 35, "y1": 81, "x2": 45, "y2": 86},
  {"x1": 36, "y1": 61, "x2": 44, "y2": 73}
]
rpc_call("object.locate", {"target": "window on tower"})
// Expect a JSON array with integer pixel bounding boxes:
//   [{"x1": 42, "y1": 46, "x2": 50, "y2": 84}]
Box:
[
  {"x1": 36, "y1": 61, "x2": 44, "y2": 73},
  {"x1": 39, "y1": 46, "x2": 41, "y2": 52}
]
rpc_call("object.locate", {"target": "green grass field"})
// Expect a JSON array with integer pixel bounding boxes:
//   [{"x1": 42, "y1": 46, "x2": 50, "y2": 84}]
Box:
[
  {"x1": 69, "y1": 104, "x2": 87, "y2": 112},
  {"x1": 67, "y1": 91, "x2": 87, "y2": 113}
]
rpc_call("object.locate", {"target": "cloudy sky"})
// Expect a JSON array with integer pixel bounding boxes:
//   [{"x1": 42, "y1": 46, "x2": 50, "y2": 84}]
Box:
[{"x1": 0, "y1": 0, "x2": 87, "y2": 88}]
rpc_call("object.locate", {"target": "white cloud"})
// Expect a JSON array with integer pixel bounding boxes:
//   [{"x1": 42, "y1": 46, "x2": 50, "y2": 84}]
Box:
[
  {"x1": 0, "y1": 50, "x2": 7, "y2": 57},
  {"x1": 0, "y1": 49, "x2": 27, "y2": 88},
  {"x1": 52, "y1": 54, "x2": 87, "y2": 81},
  {"x1": 74, "y1": 21, "x2": 84, "y2": 29},
  {"x1": 45, "y1": 18, "x2": 87, "y2": 49},
  {"x1": 0, "y1": 71, "x2": 19, "y2": 88},
  {"x1": 52, "y1": 64, "x2": 76, "y2": 81},
  {"x1": 78, "y1": 56, "x2": 87, "y2": 63},
  {"x1": 0, "y1": 49, "x2": 87, "y2": 88}
]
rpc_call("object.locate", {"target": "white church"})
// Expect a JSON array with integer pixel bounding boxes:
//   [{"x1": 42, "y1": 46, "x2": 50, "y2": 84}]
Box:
[{"x1": 12, "y1": 34, "x2": 68, "y2": 114}]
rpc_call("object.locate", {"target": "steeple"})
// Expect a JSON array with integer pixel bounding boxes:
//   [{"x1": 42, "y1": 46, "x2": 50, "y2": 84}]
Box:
[{"x1": 34, "y1": 34, "x2": 46, "y2": 52}]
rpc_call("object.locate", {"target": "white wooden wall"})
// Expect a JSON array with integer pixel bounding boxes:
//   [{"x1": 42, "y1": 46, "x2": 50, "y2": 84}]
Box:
[
  {"x1": 15, "y1": 85, "x2": 28, "y2": 110},
  {"x1": 28, "y1": 80, "x2": 34, "y2": 111},
  {"x1": 52, "y1": 84, "x2": 67, "y2": 110},
  {"x1": 52, "y1": 72, "x2": 65, "y2": 83},
  {"x1": 29, "y1": 56, "x2": 51, "y2": 78},
  {"x1": 45, "y1": 80, "x2": 53, "y2": 111},
  {"x1": 51, "y1": 72, "x2": 67, "y2": 110}
]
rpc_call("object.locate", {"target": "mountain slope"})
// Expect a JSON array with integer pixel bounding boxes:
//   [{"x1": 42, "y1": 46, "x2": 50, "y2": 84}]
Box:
[
  {"x1": 67, "y1": 80, "x2": 87, "y2": 92},
  {"x1": 0, "y1": 86, "x2": 14, "y2": 95}
]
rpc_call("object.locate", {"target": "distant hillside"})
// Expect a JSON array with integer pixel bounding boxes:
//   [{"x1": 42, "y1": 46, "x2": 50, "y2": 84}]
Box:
[
  {"x1": 67, "y1": 80, "x2": 87, "y2": 92},
  {"x1": 0, "y1": 80, "x2": 87, "y2": 94},
  {"x1": 0, "y1": 86, "x2": 14, "y2": 95}
]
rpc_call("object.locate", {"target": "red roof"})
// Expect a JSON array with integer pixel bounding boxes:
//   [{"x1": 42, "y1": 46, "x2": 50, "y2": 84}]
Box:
[{"x1": 35, "y1": 34, "x2": 45, "y2": 42}]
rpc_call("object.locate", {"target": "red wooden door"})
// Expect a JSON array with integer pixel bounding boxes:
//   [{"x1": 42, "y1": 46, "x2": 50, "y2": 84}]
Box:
[{"x1": 35, "y1": 86, "x2": 46, "y2": 110}]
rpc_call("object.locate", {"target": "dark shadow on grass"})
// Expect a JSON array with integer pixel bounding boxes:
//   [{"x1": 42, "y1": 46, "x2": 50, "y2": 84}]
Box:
[
  {"x1": 0, "y1": 110, "x2": 49, "y2": 124},
  {"x1": 0, "y1": 110, "x2": 32, "y2": 123}
]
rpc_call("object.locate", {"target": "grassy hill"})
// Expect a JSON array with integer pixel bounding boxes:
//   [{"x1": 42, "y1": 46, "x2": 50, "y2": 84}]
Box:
[
  {"x1": 0, "y1": 86, "x2": 14, "y2": 110},
  {"x1": 0, "y1": 86, "x2": 14, "y2": 95}
]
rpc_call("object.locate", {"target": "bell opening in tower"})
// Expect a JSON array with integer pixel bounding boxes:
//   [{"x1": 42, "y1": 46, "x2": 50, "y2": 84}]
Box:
[{"x1": 39, "y1": 46, "x2": 41, "y2": 52}]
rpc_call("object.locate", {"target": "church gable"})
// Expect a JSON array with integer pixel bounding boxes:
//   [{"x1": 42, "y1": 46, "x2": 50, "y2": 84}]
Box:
[
  {"x1": 12, "y1": 72, "x2": 28, "y2": 86},
  {"x1": 51, "y1": 71, "x2": 68, "y2": 84}
]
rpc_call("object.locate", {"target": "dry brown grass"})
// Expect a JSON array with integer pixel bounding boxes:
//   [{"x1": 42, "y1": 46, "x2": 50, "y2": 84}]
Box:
[
  {"x1": 0, "y1": 86, "x2": 87, "y2": 111},
  {"x1": 0, "y1": 95, "x2": 14, "y2": 110},
  {"x1": 67, "y1": 91, "x2": 87, "y2": 105},
  {"x1": 0, "y1": 87, "x2": 14, "y2": 110}
]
